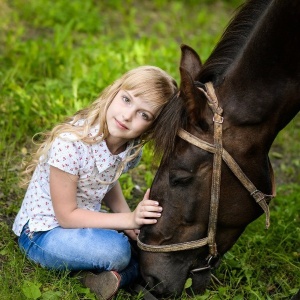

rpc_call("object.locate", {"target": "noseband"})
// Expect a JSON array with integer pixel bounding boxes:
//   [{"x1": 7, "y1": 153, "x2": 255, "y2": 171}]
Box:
[{"x1": 137, "y1": 82, "x2": 274, "y2": 270}]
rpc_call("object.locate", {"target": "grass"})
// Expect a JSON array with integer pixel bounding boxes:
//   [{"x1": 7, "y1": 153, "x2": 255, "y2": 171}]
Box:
[{"x1": 0, "y1": 0, "x2": 299, "y2": 299}]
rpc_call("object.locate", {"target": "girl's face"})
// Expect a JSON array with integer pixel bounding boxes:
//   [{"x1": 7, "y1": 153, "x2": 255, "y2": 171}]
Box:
[{"x1": 106, "y1": 89, "x2": 159, "y2": 143}]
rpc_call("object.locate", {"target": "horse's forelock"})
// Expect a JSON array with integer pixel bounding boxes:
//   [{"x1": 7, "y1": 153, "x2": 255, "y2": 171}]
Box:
[{"x1": 151, "y1": 93, "x2": 187, "y2": 161}]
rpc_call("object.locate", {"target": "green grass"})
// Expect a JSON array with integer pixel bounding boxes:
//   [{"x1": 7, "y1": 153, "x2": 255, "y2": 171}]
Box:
[{"x1": 0, "y1": 0, "x2": 299, "y2": 299}]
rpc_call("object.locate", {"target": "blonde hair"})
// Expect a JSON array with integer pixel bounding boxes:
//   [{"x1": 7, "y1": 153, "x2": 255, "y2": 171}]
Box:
[{"x1": 22, "y1": 66, "x2": 177, "y2": 186}]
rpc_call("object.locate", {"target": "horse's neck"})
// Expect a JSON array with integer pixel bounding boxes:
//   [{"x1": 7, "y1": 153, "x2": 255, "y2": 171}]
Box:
[{"x1": 223, "y1": 0, "x2": 300, "y2": 133}]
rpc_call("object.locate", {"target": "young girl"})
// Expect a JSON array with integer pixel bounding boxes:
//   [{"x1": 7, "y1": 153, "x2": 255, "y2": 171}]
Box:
[{"x1": 13, "y1": 66, "x2": 178, "y2": 299}]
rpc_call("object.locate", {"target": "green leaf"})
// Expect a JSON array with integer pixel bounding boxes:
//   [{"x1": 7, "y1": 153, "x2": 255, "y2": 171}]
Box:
[
  {"x1": 184, "y1": 277, "x2": 192, "y2": 289},
  {"x1": 233, "y1": 295, "x2": 244, "y2": 300},
  {"x1": 22, "y1": 280, "x2": 42, "y2": 299},
  {"x1": 41, "y1": 290, "x2": 62, "y2": 300}
]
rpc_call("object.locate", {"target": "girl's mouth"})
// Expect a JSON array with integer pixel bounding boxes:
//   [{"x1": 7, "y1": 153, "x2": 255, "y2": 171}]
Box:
[{"x1": 115, "y1": 118, "x2": 129, "y2": 130}]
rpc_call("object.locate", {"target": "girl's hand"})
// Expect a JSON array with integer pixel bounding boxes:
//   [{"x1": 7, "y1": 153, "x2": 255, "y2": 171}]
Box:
[
  {"x1": 132, "y1": 189, "x2": 162, "y2": 228},
  {"x1": 124, "y1": 229, "x2": 140, "y2": 241}
]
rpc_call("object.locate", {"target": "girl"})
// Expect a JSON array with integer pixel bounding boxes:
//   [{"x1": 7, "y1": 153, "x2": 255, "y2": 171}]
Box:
[{"x1": 13, "y1": 66, "x2": 178, "y2": 299}]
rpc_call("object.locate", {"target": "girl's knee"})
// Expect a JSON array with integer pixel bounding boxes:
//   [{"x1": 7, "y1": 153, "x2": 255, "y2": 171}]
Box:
[{"x1": 107, "y1": 233, "x2": 131, "y2": 271}]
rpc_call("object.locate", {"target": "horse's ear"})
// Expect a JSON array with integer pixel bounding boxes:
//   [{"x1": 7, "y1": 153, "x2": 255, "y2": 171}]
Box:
[
  {"x1": 180, "y1": 44, "x2": 202, "y2": 81},
  {"x1": 179, "y1": 66, "x2": 207, "y2": 127}
]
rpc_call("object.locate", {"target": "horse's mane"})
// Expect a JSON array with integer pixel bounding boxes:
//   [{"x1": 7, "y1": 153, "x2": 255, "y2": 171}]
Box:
[
  {"x1": 152, "y1": 0, "x2": 272, "y2": 161},
  {"x1": 199, "y1": 0, "x2": 272, "y2": 84}
]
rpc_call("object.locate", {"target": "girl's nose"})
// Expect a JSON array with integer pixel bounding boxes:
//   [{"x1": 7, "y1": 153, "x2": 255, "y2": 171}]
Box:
[{"x1": 122, "y1": 109, "x2": 134, "y2": 121}]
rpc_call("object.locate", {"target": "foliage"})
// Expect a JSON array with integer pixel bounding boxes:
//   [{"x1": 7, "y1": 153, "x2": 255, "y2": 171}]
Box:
[{"x1": 0, "y1": 0, "x2": 299, "y2": 299}]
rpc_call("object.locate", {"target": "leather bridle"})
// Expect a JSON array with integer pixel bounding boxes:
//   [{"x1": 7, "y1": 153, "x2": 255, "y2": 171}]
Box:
[{"x1": 137, "y1": 82, "x2": 274, "y2": 271}]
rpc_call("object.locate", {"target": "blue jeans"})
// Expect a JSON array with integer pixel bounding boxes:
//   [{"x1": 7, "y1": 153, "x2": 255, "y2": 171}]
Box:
[{"x1": 18, "y1": 223, "x2": 139, "y2": 287}]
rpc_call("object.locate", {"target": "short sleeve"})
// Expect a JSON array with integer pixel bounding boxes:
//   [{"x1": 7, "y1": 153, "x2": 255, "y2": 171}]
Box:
[{"x1": 47, "y1": 137, "x2": 86, "y2": 175}]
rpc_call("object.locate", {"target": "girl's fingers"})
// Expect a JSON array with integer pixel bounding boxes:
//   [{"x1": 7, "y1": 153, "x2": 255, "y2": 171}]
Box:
[
  {"x1": 135, "y1": 190, "x2": 163, "y2": 226},
  {"x1": 141, "y1": 205, "x2": 162, "y2": 212},
  {"x1": 138, "y1": 210, "x2": 161, "y2": 220},
  {"x1": 142, "y1": 218, "x2": 158, "y2": 224},
  {"x1": 143, "y1": 188, "x2": 150, "y2": 200},
  {"x1": 141, "y1": 199, "x2": 161, "y2": 207},
  {"x1": 139, "y1": 205, "x2": 162, "y2": 218},
  {"x1": 144, "y1": 211, "x2": 161, "y2": 217}
]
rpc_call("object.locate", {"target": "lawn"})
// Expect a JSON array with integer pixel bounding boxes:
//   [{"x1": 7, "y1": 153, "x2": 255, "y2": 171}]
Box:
[{"x1": 0, "y1": 0, "x2": 299, "y2": 299}]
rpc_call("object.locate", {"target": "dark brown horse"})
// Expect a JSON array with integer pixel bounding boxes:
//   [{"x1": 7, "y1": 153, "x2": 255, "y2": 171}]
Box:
[{"x1": 137, "y1": 0, "x2": 300, "y2": 298}]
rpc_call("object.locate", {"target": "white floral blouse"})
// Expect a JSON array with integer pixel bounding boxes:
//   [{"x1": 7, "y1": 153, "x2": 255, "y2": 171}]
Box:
[{"x1": 12, "y1": 126, "x2": 141, "y2": 236}]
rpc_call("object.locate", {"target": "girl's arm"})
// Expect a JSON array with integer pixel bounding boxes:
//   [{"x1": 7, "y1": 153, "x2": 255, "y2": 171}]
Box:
[
  {"x1": 103, "y1": 182, "x2": 131, "y2": 213},
  {"x1": 50, "y1": 166, "x2": 162, "y2": 230},
  {"x1": 103, "y1": 183, "x2": 150, "y2": 240}
]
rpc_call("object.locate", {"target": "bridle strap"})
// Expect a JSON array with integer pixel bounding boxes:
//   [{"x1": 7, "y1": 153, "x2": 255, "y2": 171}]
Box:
[
  {"x1": 206, "y1": 82, "x2": 223, "y2": 256},
  {"x1": 179, "y1": 83, "x2": 272, "y2": 233},
  {"x1": 137, "y1": 82, "x2": 273, "y2": 255},
  {"x1": 177, "y1": 130, "x2": 273, "y2": 230},
  {"x1": 137, "y1": 235, "x2": 208, "y2": 253}
]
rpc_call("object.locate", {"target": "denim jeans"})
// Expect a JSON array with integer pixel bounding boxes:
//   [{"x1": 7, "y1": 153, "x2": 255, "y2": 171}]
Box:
[{"x1": 18, "y1": 223, "x2": 139, "y2": 287}]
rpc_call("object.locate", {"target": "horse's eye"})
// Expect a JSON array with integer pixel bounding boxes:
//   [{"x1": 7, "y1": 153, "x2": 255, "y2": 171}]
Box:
[{"x1": 170, "y1": 176, "x2": 193, "y2": 187}]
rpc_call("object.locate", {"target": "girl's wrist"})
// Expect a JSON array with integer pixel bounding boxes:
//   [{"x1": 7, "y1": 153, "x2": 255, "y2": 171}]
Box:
[{"x1": 130, "y1": 211, "x2": 138, "y2": 229}]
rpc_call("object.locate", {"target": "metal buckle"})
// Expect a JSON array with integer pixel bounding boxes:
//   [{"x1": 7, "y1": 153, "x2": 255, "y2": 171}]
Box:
[{"x1": 213, "y1": 115, "x2": 224, "y2": 124}]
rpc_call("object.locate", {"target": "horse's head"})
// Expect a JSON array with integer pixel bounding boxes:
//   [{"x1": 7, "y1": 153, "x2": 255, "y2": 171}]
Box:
[
  {"x1": 138, "y1": 44, "x2": 274, "y2": 297},
  {"x1": 138, "y1": 0, "x2": 300, "y2": 297}
]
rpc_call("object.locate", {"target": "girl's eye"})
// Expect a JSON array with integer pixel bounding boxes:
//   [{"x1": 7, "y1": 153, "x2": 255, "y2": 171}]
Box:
[
  {"x1": 122, "y1": 96, "x2": 130, "y2": 103},
  {"x1": 139, "y1": 111, "x2": 150, "y2": 121}
]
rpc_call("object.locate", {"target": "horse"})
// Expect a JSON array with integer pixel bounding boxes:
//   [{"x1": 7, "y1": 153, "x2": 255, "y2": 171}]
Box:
[{"x1": 137, "y1": 0, "x2": 300, "y2": 298}]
